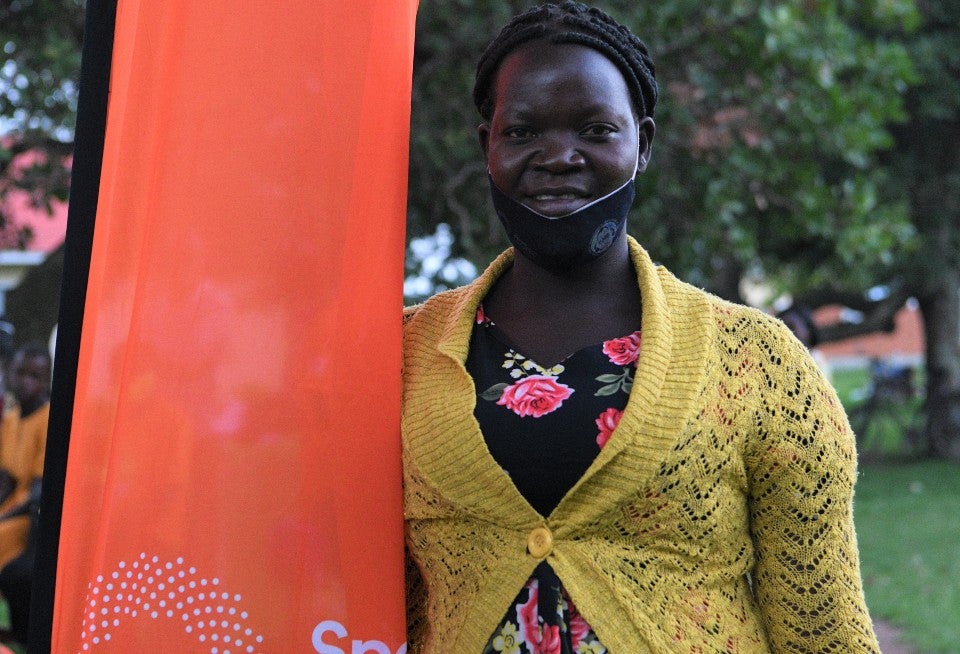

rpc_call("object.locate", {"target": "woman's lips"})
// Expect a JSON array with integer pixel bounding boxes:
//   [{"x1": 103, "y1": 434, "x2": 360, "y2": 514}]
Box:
[{"x1": 524, "y1": 191, "x2": 590, "y2": 217}]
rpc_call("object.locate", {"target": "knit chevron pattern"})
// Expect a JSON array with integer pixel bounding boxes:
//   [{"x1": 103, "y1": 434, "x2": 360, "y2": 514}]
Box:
[{"x1": 402, "y1": 239, "x2": 879, "y2": 653}]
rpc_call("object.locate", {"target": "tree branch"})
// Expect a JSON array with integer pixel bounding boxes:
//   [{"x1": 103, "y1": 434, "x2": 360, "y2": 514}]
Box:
[{"x1": 794, "y1": 283, "x2": 912, "y2": 344}]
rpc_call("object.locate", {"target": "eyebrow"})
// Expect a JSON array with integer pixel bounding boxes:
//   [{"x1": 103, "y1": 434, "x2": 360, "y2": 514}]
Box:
[{"x1": 501, "y1": 103, "x2": 630, "y2": 122}]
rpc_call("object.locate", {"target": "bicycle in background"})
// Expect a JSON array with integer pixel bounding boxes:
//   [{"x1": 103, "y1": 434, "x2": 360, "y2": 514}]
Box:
[{"x1": 847, "y1": 358, "x2": 925, "y2": 460}]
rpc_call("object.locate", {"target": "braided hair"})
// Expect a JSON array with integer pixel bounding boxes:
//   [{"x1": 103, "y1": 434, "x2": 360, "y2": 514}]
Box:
[{"x1": 473, "y1": 2, "x2": 658, "y2": 121}]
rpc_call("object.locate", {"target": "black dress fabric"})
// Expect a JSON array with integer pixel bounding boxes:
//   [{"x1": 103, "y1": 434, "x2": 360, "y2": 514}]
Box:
[{"x1": 465, "y1": 306, "x2": 641, "y2": 654}]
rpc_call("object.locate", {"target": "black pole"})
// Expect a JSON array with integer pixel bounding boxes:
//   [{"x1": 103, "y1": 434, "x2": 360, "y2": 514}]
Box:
[{"x1": 28, "y1": 0, "x2": 117, "y2": 650}]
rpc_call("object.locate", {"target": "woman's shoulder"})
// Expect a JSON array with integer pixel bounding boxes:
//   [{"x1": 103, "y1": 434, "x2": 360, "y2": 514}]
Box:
[
  {"x1": 402, "y1": 303, "x2": 422, "y2": 326},
  {"x1": 403, "y1": 284, "x2": 473, "y2": 323},
  {"x1": 402, "y1": 249, "x2": 514, "y2": 329},
  {"x1": 655, "y1": 267, "x2": 804, "y2": 359},
  {"x1": 401, "y1": 282, "x2": 485, "y2": 354},
  {"x1": 655, "y1": 267, "x2": 780, "y2": 326}
]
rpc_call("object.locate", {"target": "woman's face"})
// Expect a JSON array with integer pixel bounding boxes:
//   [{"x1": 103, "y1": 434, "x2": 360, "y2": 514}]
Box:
[
  {"x1": 9, "y1": 352, "x2": 50, "y2": 409},
  {"x1": 479, "y1": 42, "x2": 654, "y2": 217}
]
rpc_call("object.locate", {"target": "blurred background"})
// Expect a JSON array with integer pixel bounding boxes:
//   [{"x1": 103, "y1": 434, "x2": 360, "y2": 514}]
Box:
[{"x1": 2, "y1": 0, "x2": 958, "y2": 652}]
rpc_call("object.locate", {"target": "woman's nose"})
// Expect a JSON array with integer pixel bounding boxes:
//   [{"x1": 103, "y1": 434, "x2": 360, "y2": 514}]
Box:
[{"x1": 533, "y1": 133, "x2": 584, "y2": 171}]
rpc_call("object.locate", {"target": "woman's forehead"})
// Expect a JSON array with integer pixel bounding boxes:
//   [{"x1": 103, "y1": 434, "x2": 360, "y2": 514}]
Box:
[
  {"x1": 497, "y1": 41, "x2": 619, "y2": 77},
  {"x1": 492, "y1": 43, "x2": 636, "y2": 114}
]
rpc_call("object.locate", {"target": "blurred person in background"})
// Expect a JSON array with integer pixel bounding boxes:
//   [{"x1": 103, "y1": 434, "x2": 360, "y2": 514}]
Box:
[{"x1": 0, "y1": 343, "x2": 52, "y2": 646}]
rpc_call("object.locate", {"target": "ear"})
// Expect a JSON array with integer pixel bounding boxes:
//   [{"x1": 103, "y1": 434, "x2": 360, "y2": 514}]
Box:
[
  {"x1": 477, "y1": 122, "x2": 491, "y2": 159},
  {"x1": 636, "y1": 117, "x2": 656, "y2": 173}
]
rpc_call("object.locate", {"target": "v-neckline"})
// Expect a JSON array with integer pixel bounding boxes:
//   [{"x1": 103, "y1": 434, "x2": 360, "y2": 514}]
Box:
[
  {"x1": 477, "y1": 304, "x2": 639, "y2": 371},
  {"x1": 404, "y1": 238, "x2": 712, "y2": 529}
]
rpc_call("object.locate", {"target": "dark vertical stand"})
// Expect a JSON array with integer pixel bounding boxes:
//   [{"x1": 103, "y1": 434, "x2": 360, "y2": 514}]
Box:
[{"x1": 28, "y1": 0, "x2": 116, "y2": 651}]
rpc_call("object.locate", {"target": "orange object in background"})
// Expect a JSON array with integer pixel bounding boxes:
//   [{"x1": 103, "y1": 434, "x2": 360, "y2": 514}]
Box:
[{"x1": 50, "y1": 0, "x2": 416, "y2": 651}]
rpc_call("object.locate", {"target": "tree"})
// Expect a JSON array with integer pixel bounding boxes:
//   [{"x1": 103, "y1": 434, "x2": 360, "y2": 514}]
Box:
[
  {"x1": 409, "y1": 0, "x2": 917, "y2": 301},
  {"x1": 409, "y1": 1, "x2": 960, "y2": 461},
  {"x1": 0, "y1": 0, "x2": 83, "y2": 247},
  {"x1": 407, "y1": 1, "x2": 960, "y2": 461},
  {"x1": 883, "y1": 0, "x2": 960, "y2": 459},
  {"x1": 10, "y1": 0, "x2": 957, "y2": 457},
  {"x1": 790, "y1": 1, "x2": 960, "y2": 460}
]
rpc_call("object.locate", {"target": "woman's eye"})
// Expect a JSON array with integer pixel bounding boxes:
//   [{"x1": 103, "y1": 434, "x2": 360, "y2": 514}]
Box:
[
  {"x1": 505, "y1": 127, "x2": 535, "y2": 139},
  {"x1": 582, "y1": 124, "x2": 615, "y2": 137}
]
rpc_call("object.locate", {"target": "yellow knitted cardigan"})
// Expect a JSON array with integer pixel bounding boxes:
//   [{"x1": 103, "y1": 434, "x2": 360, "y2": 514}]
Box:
[{"x1": 403, "y1": 238, "x2": 878, "y2": 653}]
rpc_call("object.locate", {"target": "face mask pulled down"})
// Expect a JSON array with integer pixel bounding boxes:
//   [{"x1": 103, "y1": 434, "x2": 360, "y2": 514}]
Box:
[{"x1": 488, "y1": 176, "x2": 636, "y2": 274}]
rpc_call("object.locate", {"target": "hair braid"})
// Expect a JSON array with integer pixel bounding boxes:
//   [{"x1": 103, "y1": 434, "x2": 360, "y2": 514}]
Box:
[{"x1": 473, "y1": 2, "x2": 658, "y2": 121}]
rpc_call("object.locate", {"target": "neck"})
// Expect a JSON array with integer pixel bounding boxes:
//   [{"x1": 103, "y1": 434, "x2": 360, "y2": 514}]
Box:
[
  {"x1": 504, "y1": 234, "x2": 634, "y2": 302},
  {"x1": 486, "y1": 235, "x2": 642, "y2": 328},
  {"x1": 482, "y1": 235, "x2": 642, "y2": 365}
]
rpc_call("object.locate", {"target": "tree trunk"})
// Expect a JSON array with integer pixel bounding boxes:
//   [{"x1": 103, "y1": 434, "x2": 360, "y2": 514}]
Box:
[{"x1": 916, "y1": 267, "x2": 960, "y2": 461}]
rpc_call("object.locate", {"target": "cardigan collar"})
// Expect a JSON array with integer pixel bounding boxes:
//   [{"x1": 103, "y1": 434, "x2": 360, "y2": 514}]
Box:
[{"x1": 406, "y1": 237, "x2": 711, "y2": 526}]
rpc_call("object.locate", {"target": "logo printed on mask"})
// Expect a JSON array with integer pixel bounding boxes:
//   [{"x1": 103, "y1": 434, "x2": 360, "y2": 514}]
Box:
[
  {"x1": 489, "y1": 176, "x2": 636, "y2": 274},
  {"x1": 590, "y1": 220, "x2": 621, "y2": 255}
]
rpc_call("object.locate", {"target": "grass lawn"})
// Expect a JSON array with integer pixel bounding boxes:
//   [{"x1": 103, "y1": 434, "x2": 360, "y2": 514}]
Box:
[{"x1": 855, "y1": 461, "x2": 960, "y2": 653}]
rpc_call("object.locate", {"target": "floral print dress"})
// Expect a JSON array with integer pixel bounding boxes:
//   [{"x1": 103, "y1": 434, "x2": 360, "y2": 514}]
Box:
[{"x1": 465, "y1": 306, "x2": 641, "y2": 654}]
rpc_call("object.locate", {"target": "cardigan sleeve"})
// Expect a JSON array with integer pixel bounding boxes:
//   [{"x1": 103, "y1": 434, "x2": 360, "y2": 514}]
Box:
[
  {"x1": 405, "y1": 543, "x2": 431, "y2": 652},
  {"x1": 744, "y1": 321, "x2": 879, "y2": 653}
]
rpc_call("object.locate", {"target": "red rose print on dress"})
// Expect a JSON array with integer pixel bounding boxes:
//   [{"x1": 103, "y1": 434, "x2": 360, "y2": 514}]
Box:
[
  {"x1": 537, "y1": 624, "x2": 562, "y2": 654},
  {"x1": 595, "y1": 407, "x2": 623, "y2": 448},
  {"x1": 602, "y1": 331, "x2": 641, "y2": 366},
  {"x1": 517, "y1": 581, "x2": 541, "y2": 649},
  {"x1": 565, "y1": 592, "x2": 591, "y2": 650},
  {"x1": 497, "y1": 375, "x2": 573, "y2": 418}
]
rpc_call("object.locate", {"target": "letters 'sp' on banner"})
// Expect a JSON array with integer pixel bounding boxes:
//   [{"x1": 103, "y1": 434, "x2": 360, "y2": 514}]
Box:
[{"x1": 34, "y1": 0, "x2": 417, "y2": 651}]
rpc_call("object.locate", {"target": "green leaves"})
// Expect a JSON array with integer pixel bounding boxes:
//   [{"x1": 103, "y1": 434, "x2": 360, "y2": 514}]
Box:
[
  {"x1": 595, "y1": 368, "x2": 633, "y2": 397},
  {"x1": 480, "y1": 383, "x2": 509, "y2": 401},
  {"x1": 1, "y1": 0, "x2": 82, "y2": 249},
  {"x1": 1, "y1": 0, "x2": 83, "y2": 136},
  {"x1": 408, "y1": 0, "x2": 921, "y2": 301}
]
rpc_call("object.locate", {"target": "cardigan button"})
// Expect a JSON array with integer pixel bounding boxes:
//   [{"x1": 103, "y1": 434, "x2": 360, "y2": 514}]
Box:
[{"x1": 527, "y1": 527, "x2": 553, "y2": 559}]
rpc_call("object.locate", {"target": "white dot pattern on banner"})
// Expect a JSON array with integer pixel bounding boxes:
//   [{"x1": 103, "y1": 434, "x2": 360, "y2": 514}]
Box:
[{"x1": 78, "y1": 554, "x2": 266, "y2": 653}]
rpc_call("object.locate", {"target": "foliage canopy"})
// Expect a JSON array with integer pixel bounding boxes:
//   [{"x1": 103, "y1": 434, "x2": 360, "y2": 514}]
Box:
[
  {"x1": 409, "y1": 0, "x2": 919, "y2": 301},
  {"x1": 0, "y1": 0, "x2": 83, "y2": 247}
]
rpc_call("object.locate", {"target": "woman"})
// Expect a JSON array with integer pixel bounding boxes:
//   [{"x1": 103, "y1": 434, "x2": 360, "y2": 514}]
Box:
[{"x1": 402, "y1": 3, "x2": 880, "y2": 652}]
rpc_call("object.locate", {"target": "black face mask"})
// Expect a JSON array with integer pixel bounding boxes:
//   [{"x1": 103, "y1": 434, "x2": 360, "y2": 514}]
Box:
[{"x1": 489, "y1": 175, "x2": 636, "y2": 274}]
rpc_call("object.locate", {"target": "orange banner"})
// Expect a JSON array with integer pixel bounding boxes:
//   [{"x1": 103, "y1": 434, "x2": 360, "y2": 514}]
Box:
[{"x1": 52, "y1": 1, "x2": 416, "y2": 651}]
